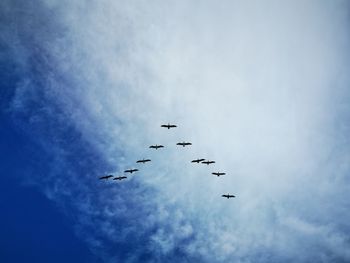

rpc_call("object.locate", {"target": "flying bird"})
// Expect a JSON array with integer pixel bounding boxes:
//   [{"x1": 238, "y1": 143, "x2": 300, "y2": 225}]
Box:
[
  {"x1": 136, "y1": 159, "x2": 151, "y2": 163},
  {"x1": 99, "y1": 175, "x2": 113, "y2": 180},
  {"x1": 191, "y1": 158, "x2": 205, "y2": 163},
  {"x1": 149, "y1": 145, "x2": 164, "y2": 150},
  {"x1": 222, "y1": 194, "x2": 235, "y2": 199},
  {"x1": 113, "y1": 176, "x2": 127, "y2": 181},
  {"x1": 212, "y1": 172, "x2": 226, "y2": 177},
  {"x1": 176, "y1": 142, "x2": 192, "y2": 147},
  {"x1": 124, "y1": 169, "x2": 139, "y2": 174},
  {"x1": 161, "y1": 123, "x2": 177, "y2": 129},
  {"x1": 202, "y1": 160, "x2": 215, "y2": 165}
]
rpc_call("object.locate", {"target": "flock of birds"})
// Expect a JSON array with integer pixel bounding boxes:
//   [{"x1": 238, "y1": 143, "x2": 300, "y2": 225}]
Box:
[{"x1": 99, "y1": 123, "x2": 236, "y2": 199}]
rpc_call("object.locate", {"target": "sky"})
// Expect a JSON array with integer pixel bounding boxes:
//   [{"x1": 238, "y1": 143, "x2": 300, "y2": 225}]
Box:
[{"x1": 1, "y1": 0, "x2": 350, "y2": 262}]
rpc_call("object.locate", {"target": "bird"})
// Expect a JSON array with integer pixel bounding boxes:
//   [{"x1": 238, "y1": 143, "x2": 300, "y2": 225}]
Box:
[
  {"x1": 202, "y1": 160, "x2": 215, "y2": 165},
  {"x1": 212, "y1": 172, "x2": 226, "y2": 177},
  {"x1": 222, "y1": 194, "x2": 235, "y2": 199},
  {"x1": 191, "y1": 158, "x2": 205, "y2": 163},
  {"x1": 136, "y1": 159, "x2": 151, "y2": 164},
  {"x1": 99, "y1": 175, "x2": 113, "y2": 180},
  {"x1": 149, "y1": 145, "x2": 164, "y2": 150},
  {"x1": 113, "y1": 176, "x2": 127, "y2": 181},
  {"x1": 161, "y1": 123, "x2": 177, "y2": 129},
  {"x1": 124, "y1": 169, "x2": 139, "y2": 174},
  {"x1": 176, "y1": 142, "x2": 192, "y2": 147}
]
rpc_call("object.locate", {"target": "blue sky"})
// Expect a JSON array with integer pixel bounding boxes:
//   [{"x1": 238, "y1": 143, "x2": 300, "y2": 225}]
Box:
[{"x1": 1, "y1": 0, "x2": 350, "y2": 262}]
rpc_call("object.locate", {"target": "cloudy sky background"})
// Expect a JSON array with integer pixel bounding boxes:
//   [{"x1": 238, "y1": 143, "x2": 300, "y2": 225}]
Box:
[{"x1": 1, "y1": 0, "x2": 350, "y2": 262}]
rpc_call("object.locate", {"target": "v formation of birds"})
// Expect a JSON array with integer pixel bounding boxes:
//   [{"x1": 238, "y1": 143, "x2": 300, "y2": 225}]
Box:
[{"x1": 99, "y1": 124, "x2": 235, "y2": 199}]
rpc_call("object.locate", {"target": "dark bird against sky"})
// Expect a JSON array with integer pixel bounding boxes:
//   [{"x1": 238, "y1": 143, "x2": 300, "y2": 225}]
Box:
[
  {"x1": 136, "y1": 159, "x2": 151, "y2": 163},
  {"x1": 124, "y1": 169, "x2": 139, "y2": 174},
  {"x1": 202, "y1": 160, "x2": 215, "y2": 165},
  {"x1": 149, "y1": 145, "x2": 164, "y2": 149},
  {"x1": 99, "y1": 175, "x2": 113, "y2": 180},
  {"x1": 161, "y1": 123, "x2": 177, "y2": 129},
  {"x1": 212, "y1": 172, "x2": 226, "y2": 177},
  {"x1": 113, "y1": 176, "x2": 127, "y2": 181},
  {"x1": 222, "y1": 194, "x2": 235, "y2": 199},
  {"x1": 176, "y1": 142, "x2": 192, "y2": 147}
]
